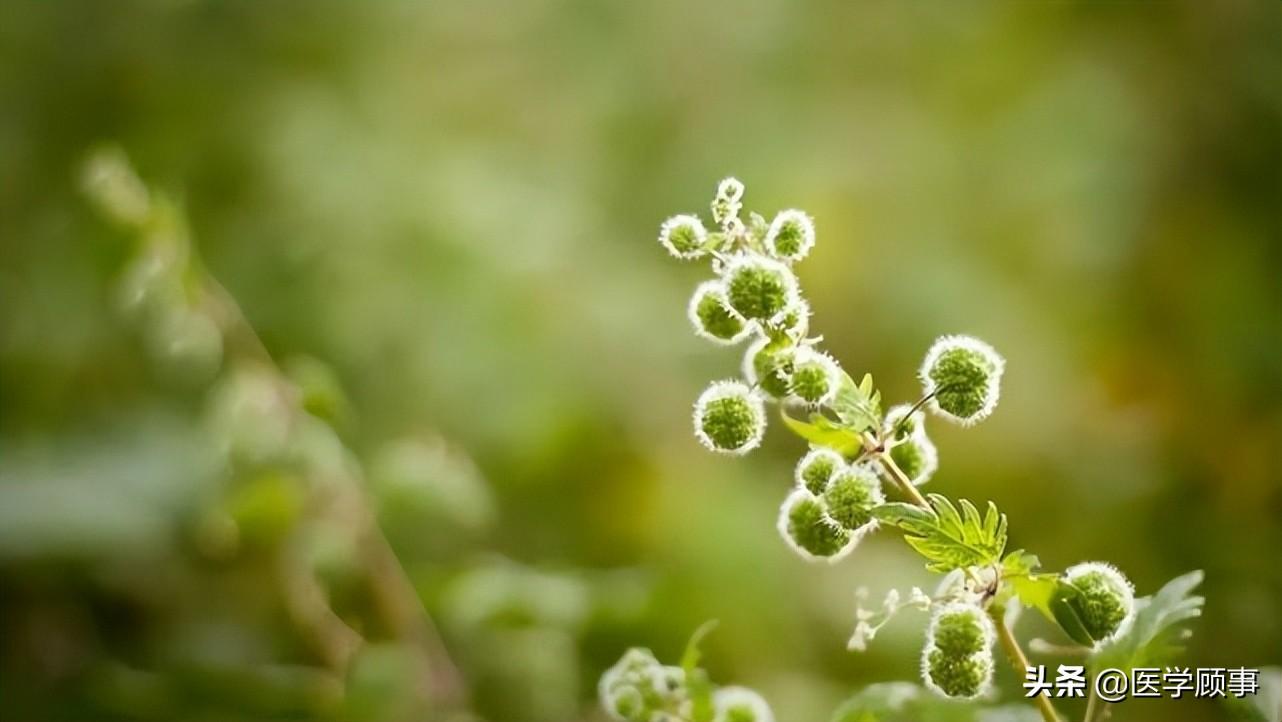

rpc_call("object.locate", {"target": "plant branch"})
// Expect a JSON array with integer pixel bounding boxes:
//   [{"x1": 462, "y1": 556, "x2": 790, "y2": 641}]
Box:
[
  {"x1": 989, "y1": 605, "x2": 1061, "y2": 722},
  {"x1": 862, "y1": 433, "x2": 930, "y2": 508}
]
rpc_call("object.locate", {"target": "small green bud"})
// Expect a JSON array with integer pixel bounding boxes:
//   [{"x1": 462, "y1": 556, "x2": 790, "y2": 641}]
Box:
[
  {"x1": 922, "y1": 602, "x2": 994, "y2": 699},
  {"x1": 923, "y1": 647, "x2": 992, "y2": 699},
  {"x1": 711, "y1": 177, "x2": 745, "y2": 227},
  {"x1": 600, "y1": 648, "x2": 680, "y2": 721},
  {"x1": 743, "y1": 337, "x2": 796, "y2": 400},
  {"x1": 722, "y1": 255, "x2": 799, "y2": 322},
  {"x1": 764, "y1": 209, "x2": 815, "y2": 262},
  {"x1": 821, "y1": 465, "x2": 884, "y2": 531},
  {"x1": 920, "y1": 335, "x2": 1005, "y2": 425},
  {"x1": 788, "y1": 348, "x2": 840, "y2": 405},
  {"x1": 693, "y1": 381, "x2": 766, "y2": 455},
  {"x1": 795, "y1": 448, "x2": 845, "y2": 496},
  {"x1": 688, "y1": 281, "x2": 752, "y2": 345},
  {"x1": 713, "y1": 686, "x2": 775, "y2": 722},
  {"x1": 883, "y1": 405, "x2": 938, "y2": 486},
  {"x1": 773, "y1": 298, "x2": 811, "y2": 341},
  {"x1": 1064, "y1": 562, "x2": 1135, "y2": 644},
  {"x1": 659, "y1": 214, "x2": 709, "y2": 260},
  {"x1": 777, "y1": 489, "x2": 854, "y2": 562},
  {"x1": 928, "y1": 604, "x2": 992, "y2": 657}
]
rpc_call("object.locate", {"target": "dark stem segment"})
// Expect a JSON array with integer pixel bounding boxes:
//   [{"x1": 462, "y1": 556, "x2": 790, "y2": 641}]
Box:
[{"x1": 989, "y1": 605, "x2": 1062, "y2": 722}]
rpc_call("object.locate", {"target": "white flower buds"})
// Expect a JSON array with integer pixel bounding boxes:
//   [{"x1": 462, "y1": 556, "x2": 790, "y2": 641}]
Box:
[
  {"x1": 764, "y1": 209, "x2": 815, "y2": 262},
  {"x1": 882, "y1": 404, "x2": 938, "y2": 486},
  {"x1": 688, "y1": 281, "x2": 752, "y2": 345}
]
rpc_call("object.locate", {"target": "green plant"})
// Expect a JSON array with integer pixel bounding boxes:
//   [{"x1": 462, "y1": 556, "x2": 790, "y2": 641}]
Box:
[{"x1": 600, "y1": 179, "x2": 1206, "y2": 722}]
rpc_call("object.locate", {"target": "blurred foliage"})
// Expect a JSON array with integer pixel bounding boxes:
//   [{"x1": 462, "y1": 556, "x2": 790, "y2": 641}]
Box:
[{"x1": 2, "y1": 1, "x2": 1281, "y2": 721}]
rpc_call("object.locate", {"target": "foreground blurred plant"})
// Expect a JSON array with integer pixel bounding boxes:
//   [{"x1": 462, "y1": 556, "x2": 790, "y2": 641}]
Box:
[{"x1": 600, "y1": 179, "x2": 1207, "y2": 722}]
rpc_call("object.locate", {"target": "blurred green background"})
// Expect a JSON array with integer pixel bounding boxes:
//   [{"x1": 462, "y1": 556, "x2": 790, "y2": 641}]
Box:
[{"x1": 2, "y1": 1, "x2": 1280, "y2": 721}]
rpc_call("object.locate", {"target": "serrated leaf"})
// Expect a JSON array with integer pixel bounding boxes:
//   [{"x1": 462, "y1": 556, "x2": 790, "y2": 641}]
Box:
[
  {"x1": 779, "y1": 408, "x2": 864, "y2": 456},
  {"x1": 831, "y1": 372, "x2": 883, "y2": 433},
  {"x1": 874, "y1": 495, "x2": 1007, "y2": 573},
  {"x1": 1090, "y1": 570, "x2": 1204, "y2": 671}
]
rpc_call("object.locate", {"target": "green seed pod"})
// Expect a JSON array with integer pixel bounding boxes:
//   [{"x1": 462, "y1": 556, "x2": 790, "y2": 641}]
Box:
[
  {"x1": 882, "y1": 405, "x2": 938, "y2": 486},
  {"x1": 919, "y1": 335, "x2": 1005, "y2": 425},
  {"x1": 773, "y1": 298, "x2": 811, "y2": 341},
  {"x1": 764, "y1": 209, "x2": 815, "y2": 262},
  {"x1": 795, "y1": 448, "x2": 845, "y2": 496},
  {"x1": 922, "y1": 602, "x2": 994, "y2": 699},
  {"x1": 711, "y1": 177, "x2": 745, "y2": 227},
  {"x1": 688, "y1": 281, "x2": 752, "y2": 345},
  {"x1": 928, "y1": 603, "x2": 993, "y2": 657},
  {"x1": 659, "y1": 214, "x2": 709, "y2": 260},
  {"x1": 722, "y1": 255, "x2": 799, "y2": 322},
  {"x1": 923, "y1": 647, "x2": 992, "y2": 699},
  {"x1": 821, "y1": 465, "x2": 884, "y2": 531},
  {"x1": 693, "y1": 381, "x2": 766, "y2": 455},
  {"x1": 1063, "y1": 562, "x2": 1135, "y2": 644},
  {"x1": 713, "y1": 686, "x2": 775, "y2": 722},
  {"x1": 600, "y1": 648, "x2": 678, "y2": 722},
  {"x1": 788, "y1": 348, "x2": 840, "y2": 405},
  {"x1": 777, "y1": 489, "x2": 854, "y2": 562},
  {"x1": 743, "y1": 337, "x2": 796, "y2": 400}
]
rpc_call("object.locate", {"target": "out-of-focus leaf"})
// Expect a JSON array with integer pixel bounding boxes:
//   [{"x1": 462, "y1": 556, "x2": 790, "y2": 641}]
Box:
[
  {"x1": 1223, "y1": 667, "x2": 1282, "y2": 722},
  {"x1": 1090, "y1": 570, "x2": 1204, "y2": 671},
  {"x1": 830, "y1": 681, "x2": 1038, "y2": 722}
]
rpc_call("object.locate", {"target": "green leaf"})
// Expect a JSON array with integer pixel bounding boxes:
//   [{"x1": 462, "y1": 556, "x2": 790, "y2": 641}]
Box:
[
  {"x1": 681, "y1": 620, "x2": 719, "y2": 722},
  {"x1": 1090, "y1": 570, "x2": 1204, "y2": 671},
  {"x1": 1049, "y1": 582, "x2": 1098, "y2": 647},
  {"x1": 829, "y1": 681, "x2": 1040, "y2": 722},
  {"x1": 780, "y1": 408, "x2": 864, "y2": 456},
  {"x1": 873, "y1": 495, "x2": 1007, "y2": 573},
  {"x1": 1223, "y1": 666, "x2": 1282, "y2": 722},
  {"x1": 680, "y1": 619, "x2": 719, "y2": 674},
  {"x1": 830, "y1": 372, "x2": 883, "y2": 433},
  {"x1": 1002, "y1": 550, "x2": 1061, "y2": 621}
]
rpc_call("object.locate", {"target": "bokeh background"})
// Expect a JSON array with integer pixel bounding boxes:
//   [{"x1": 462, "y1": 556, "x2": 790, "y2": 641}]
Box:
[{"x1": 2, "y1": 1, "x2": 1280, "y2": 721}]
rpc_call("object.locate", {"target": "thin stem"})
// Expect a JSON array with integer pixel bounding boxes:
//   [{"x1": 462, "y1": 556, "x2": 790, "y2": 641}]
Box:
[
  {"x1": 1083, "y1": 685, "x2": 1102, "y2": 722},
  {"x1": 862, "y1": 432, "x2": 930, "y2": 508},
  {"x1": 989, "y1": 605, "x2": 1061, "y2": 722}
]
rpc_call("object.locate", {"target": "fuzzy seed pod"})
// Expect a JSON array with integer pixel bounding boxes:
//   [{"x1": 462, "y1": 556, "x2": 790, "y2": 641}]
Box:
[
  {"x1": 919, "y1": 335, "x2": 1005, "y2": 425},
  {"x1": 713, "y1": 686, "x2": 775, "y2": 722},
  {"x1": 658, "y1": 214, "x2": 709, "y2": 260},
  {"x1": 721, "y1": 255, "x2": 800, "y2": 323},
  {"x1": 883, "y1": 405, "x2": 938, "y2": 486},
  {"x1": 788, "y1": 348, "x2": 840, "y2": 405},
  {"x1": 922, "y1": 602, "x2": 995, "y2": 699},
  {"x1": 821, "y1": 464, "x2": 884, "y2": 531},
  {"x1": 1063, "y1": 562, "x2": 1136, "y2": 644},
  {"x1": 693, "y1": 381, "x2": 766, "y2": 455},
  {"x1": 795, "y1": 448, "x2": 845, "y2": 496},
  {"x1": 743, "y1": 337, "x2": 796, "y2": 400},
  {"x1": 777, "y1": 489, "x2": 854, "y2": 562},
  {"x1": 688, "y1": 281, "x2": 752, "y2": 345},
  {"x1": 599, "y1": 649, "x2": 685, "y2": 722},
  {"x1": 764, "y1": 209, "x2": 815, "y2": 262},
  {"x1": 711, "y1": 177, "x2": 746, "y2": 227},
  {"x1": 774, "y1": 298, "x2": 811, "y2": 340}
]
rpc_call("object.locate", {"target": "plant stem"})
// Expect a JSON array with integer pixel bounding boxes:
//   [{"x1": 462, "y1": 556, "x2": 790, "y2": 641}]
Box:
[
  {"x1": 862, "y1": 433, "x2": 930, "y2": 508},
  {"x1": 989, "y1": 605, "x2": 1061, "y2": 722},
  {"x1": 1083, "y1": 685, "x2": 1102, "y2": 722}
]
